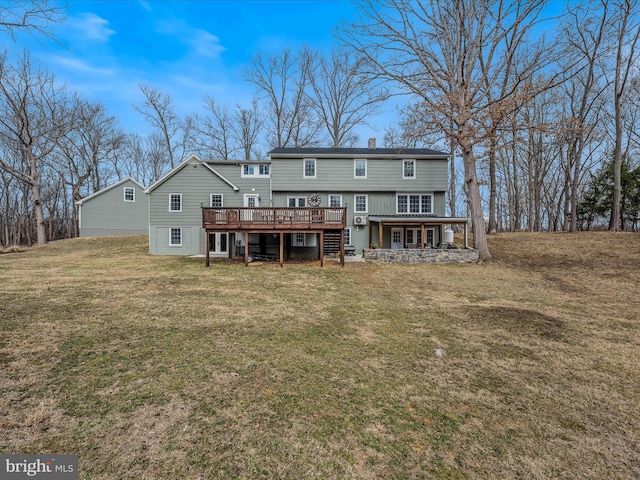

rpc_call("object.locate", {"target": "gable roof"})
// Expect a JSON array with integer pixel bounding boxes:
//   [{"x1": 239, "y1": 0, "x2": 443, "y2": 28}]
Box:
[
  {"x1": 144, "y1": 154, "x2": 239, "y2": 194},
  {"x1": 75, "y1": 177, "x2": 145, "y2": 205},
  {"x1": 268, "y1": 147, "x2": 448, "y2": 158}
]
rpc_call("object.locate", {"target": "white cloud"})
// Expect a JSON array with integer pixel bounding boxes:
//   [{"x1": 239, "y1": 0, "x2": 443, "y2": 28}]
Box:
[
  {"x1": 193, "y1": 29, "x2": 225, "y2": 58},
  {"x1": 155, "y1": 18, "x2": 225, "y2": 60},
  {"x1": 70, "y1": 13, "x2": 115, "y2": 42},
  {"x1": 50, "y1": 55, "x2": 115, "y2": 77}
]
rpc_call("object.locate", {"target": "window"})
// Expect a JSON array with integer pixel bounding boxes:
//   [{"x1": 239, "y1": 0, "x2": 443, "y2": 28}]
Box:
[
  {"x1": 304, "y1": 158, "x2": 316, "y2": 178},
  {"x1": 344, "y1": 228, "x2": 352, "y2": 246},
  {"x1": 169, "y1": 193, "x2": 182, "y2": 212},
  {"x1": 354, "y1": 159, "x2": 367, "y2": 178},
  {"x1": 406, "y1": 228, "x2": 422, "y2": 246},
  {"x1": 403, "y1": 159, "x2": 416, "y2": 179},
  {"x1": 396, "y1": 194, "x2": 433, "y2": 214},
  {"x1": 210, "y1": 194, "x2": 223, "y2": 208},
  {"x1": 329, "y1": 194, "x2": 342, "y2": 208},
  {"x1": 354, "y1": 194, "x2": 368, "y2": 213},
  {"x1": 169, "y1": 228, "x2": 182, "y2": 247},
  {"x1": 124, "y1": 187, "x2": 135, "y2": 202},
  {"x1": 288, "y1": 196, "x2": 306, "y2": 207},
  {"x1": 242, "y1": 164, "x2": 270, "y2": 177},
  {"x1": 293, "y1": 233, "x2": 306, "y2": 246}
]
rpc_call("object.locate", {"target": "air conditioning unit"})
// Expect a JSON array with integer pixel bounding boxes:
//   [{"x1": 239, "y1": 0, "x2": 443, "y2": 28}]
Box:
[{"x1": 353, "y1": 215, "x2": 368, "y2": 226}]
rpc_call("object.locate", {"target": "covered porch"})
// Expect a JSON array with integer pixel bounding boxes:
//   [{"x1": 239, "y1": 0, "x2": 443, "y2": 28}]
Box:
[{"x1": 367, "y1": 216, "x2": 471, "y2": 250}]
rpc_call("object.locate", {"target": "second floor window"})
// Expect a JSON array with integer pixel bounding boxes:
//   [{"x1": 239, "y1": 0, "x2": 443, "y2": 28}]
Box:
[
  {"x1": 329, "y1": 194, "x2": 342, "y2": 208},
  {"x1": 124, "y1": 187, "x2": 135, "y2": 202},
  {"x1": 169, "y1": 193, "x2": 182, "y2": 212},
  {"x1": 242, "y1": 164, "x2": 270, "y2": 177},
  {"x1": 354, "y1": 194, "x2": 368, "y2": 213},
  {"x1": 403, "y1": 159, "x2": 415, "y2": 179},
  {"x1": 396, "y1": 194, "x2": 433, "y2": 214},
  {"x1": 354, "y1": 159, "x2": 367, "y2": 178},
  {"x1": 288, "y1": 197, "x2": 306, "y2": 207},
  {"x1": 304, "y1": 158, "x2": 316, "y2": 178},
  {"x1": 210, "y1": 194, "x2": 223, "y2": 208}
]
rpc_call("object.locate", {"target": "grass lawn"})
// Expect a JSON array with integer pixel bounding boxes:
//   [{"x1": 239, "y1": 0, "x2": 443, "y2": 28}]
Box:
[{"x1": 0, "y1": 232, "x2": 638, "y2": 479}]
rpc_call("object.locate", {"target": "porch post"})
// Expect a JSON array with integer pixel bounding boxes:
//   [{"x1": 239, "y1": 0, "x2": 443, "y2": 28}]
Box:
[
  {"x1": 378, "y1": 222, "x2": 383, "y2": 249},
  {"x1": 244, "y1": 232, "x2": 249, "y2": 266},
  {"x1": 420, "y1": 224, "x2": 425, "y2": 249},
  {"x1": 319, "y1": 231, "x2": 324, "y2": 267},
  {"x1": 464, "y1": 222, "x2": 469, "y2": 249},
  {"x1": 368, "y1": 223, "x2": 372, "y2": 249}
]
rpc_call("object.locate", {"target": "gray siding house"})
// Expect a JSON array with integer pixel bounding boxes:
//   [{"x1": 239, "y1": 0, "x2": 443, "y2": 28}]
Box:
[
  {"x1": 76, "y1": 177, "x2": 148, "y2": 237},
  {"x1": 147, "y1": 144, "x2": 470, "y2": 264}
]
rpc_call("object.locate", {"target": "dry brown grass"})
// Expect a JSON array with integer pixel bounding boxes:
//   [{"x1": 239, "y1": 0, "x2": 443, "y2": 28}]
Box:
[{"x1": 0, "y1": 232, "x2": 638, "y2": 479}]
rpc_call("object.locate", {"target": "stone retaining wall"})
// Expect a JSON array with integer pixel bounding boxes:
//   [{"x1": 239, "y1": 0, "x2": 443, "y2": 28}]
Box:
[{"x1": 363, "y1": 248, "x2": 479, "y2": 264}]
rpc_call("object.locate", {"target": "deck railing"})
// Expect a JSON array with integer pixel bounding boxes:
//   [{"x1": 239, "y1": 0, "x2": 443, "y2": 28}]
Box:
[{"x1": 202, "y1": 207, "x2": 347, "y2": 230}]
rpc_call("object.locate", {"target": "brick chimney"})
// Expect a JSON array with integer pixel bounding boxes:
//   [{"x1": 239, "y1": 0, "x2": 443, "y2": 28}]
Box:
[{"x1": 368, "y1": 137, "x2": 376, "y2": 149}]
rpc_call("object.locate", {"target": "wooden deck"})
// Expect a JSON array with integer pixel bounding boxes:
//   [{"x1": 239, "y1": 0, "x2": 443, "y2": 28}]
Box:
[
  {"x1": 202, "y1": 207, "x2": 347, "y2": 231},
  {"x1": 201, "y1": 207, "x2": 347, "y2": 267}
]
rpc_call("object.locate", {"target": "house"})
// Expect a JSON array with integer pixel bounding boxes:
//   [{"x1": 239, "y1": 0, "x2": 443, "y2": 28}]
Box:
[
  {"x1": 145, "y1": 141, "x2": 471, "y2": 266},
  {"x1": 75, "y1": 177, "x2": 148, "y2": 237}
]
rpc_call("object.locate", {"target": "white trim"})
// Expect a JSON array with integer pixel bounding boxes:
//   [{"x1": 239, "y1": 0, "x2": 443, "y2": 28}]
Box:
[
  {"x1": 210, "y1": 193, "x2": 224, "y2": 208},
  {"x1": 169, "y1": 228, "x2": 182, "y2": 247},
  {"x1": 287, "y1": 196, "x2": 306, "y2": 207},
  {"x1": 169, "y1": 193, "x2": 182, "y2": 212},
  {"x1": 303, "y1": 158, "x2": 316, "y2": 178},
  {"x1": 329, "y1": 194, "x2": 342, "y2": 208},
  {"x1": 354, "y1": 194, "x2": 368, "y2": 213},
  {"x1": 403, "y1": 159, "x2": 416, "y2": 179},
  {"x1": 241, "y1": 163, "x2": 270, "y2": 178},
  {"x1": 75, "y1": 177, "x2": 145, "y2": 205},
  {"x1": 354, "y1": 159, "x2": 367, "y2": 178},
  {"x1": 124, "y1": 186, "x2": 135, "y2": 202},
  {"x1": 396, "y1": 193, "x2": 433, "y2": 215},
  {"x1": 244, "y1": 194, "x2": 260, "y2": 207}
]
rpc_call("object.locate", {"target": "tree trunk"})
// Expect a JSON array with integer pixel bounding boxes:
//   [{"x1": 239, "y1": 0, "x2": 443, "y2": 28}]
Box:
[{"x1": 460, "y1": 139, "x2": 491, "y2": 261}]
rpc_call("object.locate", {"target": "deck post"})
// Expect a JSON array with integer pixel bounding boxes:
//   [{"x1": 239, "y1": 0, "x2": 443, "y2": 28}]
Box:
[
  {"x1": 378, "y1": 222, "x2": 383, "y2": 249},
  {"x1": 279, "y1": 232, "x2": 284, "y2": 267},
  {"x1": 319, "y1": 231, "x2": 324, "y2": 267},
  {"x1": 421, "y1": 224, "x2": 425, "y2": 249},
  {"x1": 206, "y1": 232, "x2": 210, "y2": 267},
  {"x1": 244, "y1": 232, "x2": 249, "y2": 266},
  {"x1": 340, "y1": 228, "x2": 345, "y2": 267}
]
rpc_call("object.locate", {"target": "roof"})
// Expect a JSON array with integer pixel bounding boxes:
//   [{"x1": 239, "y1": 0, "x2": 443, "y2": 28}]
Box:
[
  {"x1": 75, "y1": 177, "x2": 145, "y2": 205},
  {"x1": 368, "y1": 216, "x2": 470, "y2": 224},
  {"x1": 144, "y1": 154, "x2": 239, "y2": 194},
  {"x1": 268, "y1": 147, "x2": 449, "y2": 158}
]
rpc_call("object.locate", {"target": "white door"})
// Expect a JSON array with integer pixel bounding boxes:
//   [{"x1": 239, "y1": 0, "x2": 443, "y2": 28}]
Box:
[
  {"x1": 391, "y1": 228, "x2": 403, "y2": 250},
  {"x1": 209, "y1": 232, "x2": 229, "y2": 257},
  {"x1": 243, "y1": 194, "x2": 259, "y2": 221}
]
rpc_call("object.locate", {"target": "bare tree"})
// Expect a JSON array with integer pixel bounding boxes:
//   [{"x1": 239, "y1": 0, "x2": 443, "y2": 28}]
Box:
[
  {"x1": 57, "y1": 98, "x2": 124, "y2": 235},
  {"x1": 609, "y1": 0, "x2": 640, "y2": 230},
  {"x1": 306, "y1": 48, "x2": 388, "y2": 147},
  {"x1": 0, "y1": 0, "x2": 66, "y2": 42},
  {"x1": 0, "y1": 52, "x2": 72, "y2": 245},
  {"x1": 135, "y1": 84, "x2": 185, "y2": 169},
  {"x1": 242, "y1": 48, "x2": 322, "y2": 148},
  {"x1": 231, "y1": 100, "x2": 263, "y2": 160},
  {"x1": 341, "y1": 0, "x2": 556, "y2": 261},
  {"x1": 193, "y1": 97, "x2": 236, "y2": 160}
]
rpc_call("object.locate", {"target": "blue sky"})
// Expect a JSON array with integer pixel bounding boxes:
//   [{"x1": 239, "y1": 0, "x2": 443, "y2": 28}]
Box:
[{"x1": 2, "y1": 0, "x2": 385, "y2": 142}]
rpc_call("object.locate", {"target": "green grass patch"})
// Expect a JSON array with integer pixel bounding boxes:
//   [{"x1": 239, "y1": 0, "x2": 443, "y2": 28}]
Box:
[{"x1": 0, "y1": 233, "x2": 638, "y2": 479}]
